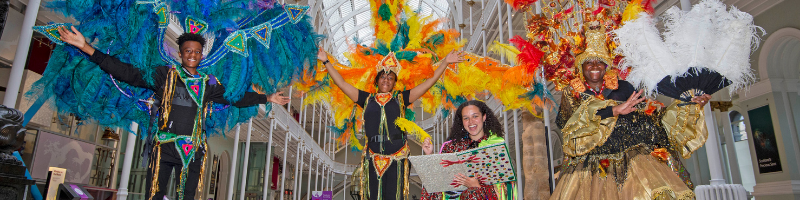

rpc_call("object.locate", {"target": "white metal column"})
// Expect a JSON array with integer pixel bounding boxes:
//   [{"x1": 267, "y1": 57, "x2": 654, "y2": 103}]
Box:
[
  {"x1": 315, "y1": 159, "x2": 321, "y2": 191},
  {"x1": 503, "y1": 109, "x2": 509, "y2": 138},
  {"x1": 116, "y1": 122, "x2": 138, "y2": 200},
  {"x1": 507, "y1": 4, "x2": 513, "y2": 39},
  {"x1": 513, "y1": 109, "x2": 523, "y2": 195},
  {"x1": 318, "y1": 107, "x2": 325, "y2": 144},
  {"x1": 279, "y1": 134, "x2": 293, "y2": 200},
  {"x1": 227, "y1": 125, "x2": 242, "y2": 200},
  {"x1": 293, "y1": 143, "x2": 302, "y2": 200},
  {"x1": 294, "y1": 144, "x2": 305, "y2": 200},
  {"x1": 262, "y1": 117, "x2": 276, "y2": 200},
  {"x1": 703, "y1": 104, "x2": 726, "y2": 185},
  {"x1": 4, "y1": 0, "x2": 42, "y2": 107},
  {"x1": 315, "y1": 162, "x2": 321, "y2": 191},
  {"x1": 110, "y1": 127, "x2": 123, "y2": 189},
  {"x1": 300, "y1": 95, "x2": 306, "y2": 126},
  {"x1": 342, "y1": 140, "x2": 349, "y2": 200},
  {"x1": 302, "y1": 95, "x2": 309, "y2": 127},
  {"x1": 719, "y1": 111, "x2": 742, "y2": 184},
  {"x1": 239, "y1": 119, "x2": 255, "y2": 200},
  {"x1": 305, "y1": 153, "x2": 314, "y2": 199},
  {"x1": 311, "y1": 104, "x2": 317, "y2": 140},
  {"x1": 541, "y1": 70, "x2": 556, "y2": 192}
]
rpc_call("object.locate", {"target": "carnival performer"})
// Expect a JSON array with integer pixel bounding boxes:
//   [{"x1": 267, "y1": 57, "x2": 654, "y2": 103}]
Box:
[
  {"x1": 551, "y1": 22, "x2": 711, "y2": 199},
  {"x1": 57, "y1": 26, "x2": 290, "y2": 200},
  {"x1": 420, "y1": 100, "x2": 517, "y2": 200},
  {"x1": 317, "y1": 48, "x2": 465, "y2": 199}
]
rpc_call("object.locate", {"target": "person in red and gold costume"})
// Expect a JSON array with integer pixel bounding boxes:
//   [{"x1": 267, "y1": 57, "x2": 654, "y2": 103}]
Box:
[{"x1": 551, "y1": 20, "x2": 711, "y2": 200}]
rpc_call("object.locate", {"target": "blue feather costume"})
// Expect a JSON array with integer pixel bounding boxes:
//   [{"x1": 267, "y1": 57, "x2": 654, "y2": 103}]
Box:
[{"x1": 28, "y1": 0, "x2": 321, "y2": 199}]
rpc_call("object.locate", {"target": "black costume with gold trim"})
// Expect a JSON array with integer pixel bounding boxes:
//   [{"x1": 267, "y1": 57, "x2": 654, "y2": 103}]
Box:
[
  {"x1": 89, "y1": 51, "x2": 269, "y2": 200},
  {"x1": 552, "y1": 80, "x2": 705, "y2": 199},
  {"x1": 355, "y1": 90, "x2": 412, "y2": 200}
]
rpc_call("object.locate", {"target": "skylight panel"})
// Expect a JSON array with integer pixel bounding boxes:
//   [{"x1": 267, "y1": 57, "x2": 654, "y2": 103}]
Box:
[
  {"x1": 353, "y1": 0, "x2": 368, "y2": 10},
  {"x1": 322, "y1": 0, "x2": 338, "y2": 8},
  {"x1": 407, "y1": 0, "x2": 420, "y2": 10},
  {"x1": 343, "y1": 19, "x2": 355, "y2": 33},
  {"x1": 356, "y1": 11, "x2": 370, "y2": 25},
  {"x1": 357, "y1": 28, "x2": 372, "y2": 41},
  {"x1": 329, "y1": 10, "x2": 341, "y2": 24},
  {"x1": 339, "y1": 1, "x2": 353, "y2": 17}
]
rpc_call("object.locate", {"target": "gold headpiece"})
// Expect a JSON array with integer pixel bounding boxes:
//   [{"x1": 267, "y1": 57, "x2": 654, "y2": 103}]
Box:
[
  {"x1": 376, "y1": 52, "x2": 402, "y2": 75},
  {"x1": 574, "y1": 25, "x2": 613, "y2": 72},
  {"x1": 571, "y1": 23, "x2": 619, "y2": 93}
]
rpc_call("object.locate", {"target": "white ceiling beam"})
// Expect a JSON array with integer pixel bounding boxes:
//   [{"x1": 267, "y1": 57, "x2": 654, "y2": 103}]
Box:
[{"x1": 327, "y1": 7, "x2": 370, "y2": 33}]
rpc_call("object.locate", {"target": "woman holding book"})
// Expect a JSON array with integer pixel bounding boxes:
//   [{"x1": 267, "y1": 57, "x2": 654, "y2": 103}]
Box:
[{"x1": 420, "y1": 100, "x2": 517, "y2": 200}]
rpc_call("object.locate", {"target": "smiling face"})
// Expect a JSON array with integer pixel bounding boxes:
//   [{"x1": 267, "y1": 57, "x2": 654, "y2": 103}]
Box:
[
  {"x1": 581, "y1": 59, "x2": 607, "y2": 85},
  {"x1": 374, "y1": 71, "x2": 397, "y2": 93},
  {"x1": 179, "y1": 41, "x2": 203, "y2": 69},
  {"x1": 461, "y1": 105, "x2": 487, "y2": 140}
]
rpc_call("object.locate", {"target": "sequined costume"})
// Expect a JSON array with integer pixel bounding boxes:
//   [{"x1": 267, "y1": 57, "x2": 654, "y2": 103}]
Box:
[
  {"x1": 551, "y1": 80, "x2": 705, "y2": 200},
  {"x1": 421, "y1": 135, "x2": 518, "y2": 200}
]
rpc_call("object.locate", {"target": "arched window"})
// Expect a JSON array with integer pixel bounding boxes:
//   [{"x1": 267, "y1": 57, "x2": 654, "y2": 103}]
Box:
[{"x1": 730, "y1": 111, "x2": 747, "y2": 142}]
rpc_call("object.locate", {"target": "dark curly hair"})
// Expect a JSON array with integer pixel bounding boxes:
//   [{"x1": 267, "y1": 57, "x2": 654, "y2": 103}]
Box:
[
  {"x1": 447, "y1": 100, "x2": 504, "y2": 141},
  {"x1": 176, "y1": 33, "x2": 206, "y2": 49}
]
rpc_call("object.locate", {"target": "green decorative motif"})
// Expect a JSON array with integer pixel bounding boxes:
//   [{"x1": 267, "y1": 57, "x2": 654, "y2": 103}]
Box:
[
  {"x1": 184, "y1": 16, "x2": 208, "y2": 34},
  {"x1": 224, "y1": 30, "x2": 248, "y2": 56}
]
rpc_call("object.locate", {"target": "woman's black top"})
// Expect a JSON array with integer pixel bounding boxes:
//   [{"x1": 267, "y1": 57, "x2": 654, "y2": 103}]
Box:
[{"x1": 356, "y1": 89, "x2": 411, "y2": 154}]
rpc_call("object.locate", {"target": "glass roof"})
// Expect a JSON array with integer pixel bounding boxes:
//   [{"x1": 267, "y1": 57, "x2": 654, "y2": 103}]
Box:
[{"x1": 320, "y1": 0, "x2": 450, "y2": 64}]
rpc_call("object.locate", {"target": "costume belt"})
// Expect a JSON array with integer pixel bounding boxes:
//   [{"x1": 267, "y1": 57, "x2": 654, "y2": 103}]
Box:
[
  {"x1": 369, "y1": 132, "x2": 405, "y2": 143},
  {"x1": 156, "y1": 131, "x2": 202, "y2": 168},
  {"x1": 368, "y1": 143, "x2": 409, "y2": 178}
]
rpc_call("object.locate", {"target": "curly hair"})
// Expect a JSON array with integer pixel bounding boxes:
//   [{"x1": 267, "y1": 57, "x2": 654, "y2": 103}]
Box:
[
  {"x1": 176, "y1": 33, "x2": 207, "y2": 49},
  {"x1": 447, "y1": 100, "x2": 504, "y2": 141}
]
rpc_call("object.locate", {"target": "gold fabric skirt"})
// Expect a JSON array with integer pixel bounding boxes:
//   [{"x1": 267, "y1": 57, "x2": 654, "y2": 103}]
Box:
[{"x1": 550, "y1": 147, "x2": 694, "y2": 200}]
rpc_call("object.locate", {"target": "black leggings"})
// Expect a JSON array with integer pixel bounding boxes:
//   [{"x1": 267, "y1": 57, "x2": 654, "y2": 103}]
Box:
[
  {"x1": 146, "y1": 143, "x2": 205, "y2": 200},
  {"x1": 368, "y1": 157, "x2": 407, "y2": 200}
]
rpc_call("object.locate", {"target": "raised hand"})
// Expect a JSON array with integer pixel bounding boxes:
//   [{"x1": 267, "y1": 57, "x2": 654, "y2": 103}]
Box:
[
  {"x1": 443, "y1": 50, "x2": 467, "y2": 65},
  {"x1": 268, "y1": 91, "x2": 291, "y2": 105},
  {"x1": 612, "y1": 90, "x2": 646, "y2": 117},
  {"x1": 317, "y1": 47, "x2": 329, "y2": 61},
  {"x1": 422, "y1": 138, "x2": 433, "y2": 155},
  {"x1": 57, "y1": 26, "x2": 86, "y2": 48}
]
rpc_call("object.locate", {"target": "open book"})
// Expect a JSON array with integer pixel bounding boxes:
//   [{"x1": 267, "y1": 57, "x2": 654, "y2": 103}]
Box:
[{"x1": 409, "y1": 142, "x2": 516, "y2": 193}]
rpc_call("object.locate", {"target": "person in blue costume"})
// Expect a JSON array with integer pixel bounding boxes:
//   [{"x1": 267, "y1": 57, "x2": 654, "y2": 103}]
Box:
[{"x1": 58, "y1": 26, "x2": 290, "y2": 200}]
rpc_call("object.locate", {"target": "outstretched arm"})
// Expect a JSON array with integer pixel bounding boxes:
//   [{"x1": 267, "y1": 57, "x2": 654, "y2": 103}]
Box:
[
  {"x1": 208, "y1": 84, "x2": 291, "y2": 107},
  {"x1": 317, "y1": 48, "x2": 359, "y2": 102},
  {"x1": 408, "y1": 50, "x2": 466, "y2": 102}
]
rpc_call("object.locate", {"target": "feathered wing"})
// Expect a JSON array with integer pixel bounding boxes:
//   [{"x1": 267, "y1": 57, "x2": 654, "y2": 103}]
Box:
[
  {"x1": 704, "y1": 3, "x2": 761, "y2": 93},
  {"x1": 29, "y1": 0, "x2": 164, "y2": 135},
  {"x1": 613, "y1": 12, "x2": 680, "y2": 95},
  {"x1": 200, "y1": 3, "x2": 322, "y2": 134}
]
